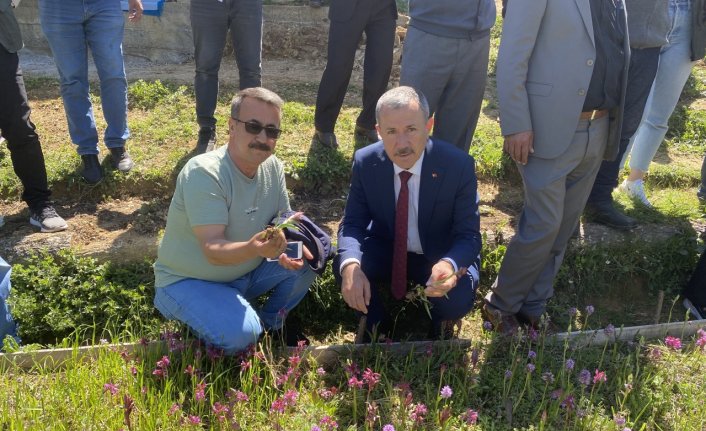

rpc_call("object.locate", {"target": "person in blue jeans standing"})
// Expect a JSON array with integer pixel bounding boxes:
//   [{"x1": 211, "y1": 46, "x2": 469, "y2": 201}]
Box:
[
  {"x1": 38, "y1": 0, "x2": 142, "y2": 184},
  {"x1": 190, "y1": 0, "x2": 263, "y2": 155},
  {"x1": 620, "y1": 0, "x2": 706, "y2": 207}
]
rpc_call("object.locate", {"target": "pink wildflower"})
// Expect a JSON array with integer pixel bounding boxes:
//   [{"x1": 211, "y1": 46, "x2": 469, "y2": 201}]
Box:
[
  {"x1": 187, "y1": 415, "x2": 201, "y2": 425},
  {"x1": 194, "y1": 382, "x2": 207, "y2": 402},
  {"x1": 410, "y1": 403, "x2": 428, "y2": 423},
  {"x1": 168, "y1": 403, "x2": 181, "y2": 415},
  {"x1": 462, "y1": 408, "x2": 479, "y2": 425},
  {"x1": 316, "y1": 367, "x2": 326, "y2": 376},
  {"x1": 593, "y1": 369, "x2": 607, "y2": 384},
  {"x1": 665, "y1": 336, "x2": 682, "y2": 350},
  {"x1": 319, "y1": 415, "x2": 338, "y2": 430},
  {"x1": 102, "y1": 382, "x2": 119, "y2": 396},
  {"x1": 348, "y1": 376, "x2": 364, "y2": 389},
  {"x1": 362, "y1": 368, "x2": 381, "y2": 390},
  {"x1": 284, "y1": 389, "x2": 299, "y2": 407},
  {"x1": 270, "y1": 397, "x2": 286, "y2": 414}
]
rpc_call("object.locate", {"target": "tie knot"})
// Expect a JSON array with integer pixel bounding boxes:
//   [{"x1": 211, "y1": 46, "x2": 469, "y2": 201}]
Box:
[{"x1": 399, "y1": 170, "x2": 412, "y2": 184}]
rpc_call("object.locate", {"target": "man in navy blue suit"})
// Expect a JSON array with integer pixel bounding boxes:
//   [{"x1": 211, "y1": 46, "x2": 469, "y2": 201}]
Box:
[{"x1": 336, "y1": 86, "x2": 482, "y2": 340}]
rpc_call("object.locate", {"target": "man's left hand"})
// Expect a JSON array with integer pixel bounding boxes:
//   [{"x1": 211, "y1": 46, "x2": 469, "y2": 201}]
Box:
[
  {"x1": 424, "y1": 260, "x2": 457, "y2": 297},
  {"x1": 128, "y1": 0, "x2": 143, "y2": 22},
  {"x1": 278, "y1": 244, "x2": 313, "y2": 271}
]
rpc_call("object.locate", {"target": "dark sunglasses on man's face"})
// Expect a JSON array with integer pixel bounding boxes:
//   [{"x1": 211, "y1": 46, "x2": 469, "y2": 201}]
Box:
[{"x1": 232, "y1": 117, "x2": 282, "y2": 139}]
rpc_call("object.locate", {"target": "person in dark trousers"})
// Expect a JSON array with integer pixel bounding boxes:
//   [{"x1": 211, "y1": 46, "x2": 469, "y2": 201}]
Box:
[
  {"x1": 0, "y1": 0, "x2": 67, "y2": 232},
  {"x1": 311, "y1": 0, "x2": 397, "y2": 149},
  {"x1": 583, "y1": 0, "x2": 670, "y2": 230},
  {"x1": 683, "y1": 249, "x2": 706, "y2": 319},
  {"x1": 335, "y1": 87, "x2": 482, "y2": 341},
  {"x1": 190, "y1": 0, "x2": 264, "y2": 155}
]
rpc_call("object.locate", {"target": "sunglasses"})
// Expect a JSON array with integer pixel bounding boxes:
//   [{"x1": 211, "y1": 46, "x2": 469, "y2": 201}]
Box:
[{"x1": 232, "y1": 117, "x2": 282, "y2": 139}]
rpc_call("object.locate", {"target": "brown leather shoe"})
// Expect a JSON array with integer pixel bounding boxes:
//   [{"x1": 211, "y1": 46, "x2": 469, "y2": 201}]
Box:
[
  {"x1": 481, "y1": 303, "x2": 520, "y2": 336},
  {"x1": 517, "y1": 312, "x2": 559, "y2": 335}
]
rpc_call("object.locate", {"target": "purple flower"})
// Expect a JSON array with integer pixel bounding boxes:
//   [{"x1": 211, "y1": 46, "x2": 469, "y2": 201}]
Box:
[
  {"x1": 528, "y1": 327, "x2": 539, "y2": 342},
  {"x1": 527, "y1": 350, "x2": 537, "y2": 360},
  {"x1": 284, "y1": 389, "x2": 299, "y2": 407},
  {"x1": 504, "y1": 369, "x2": 513, "y2": 379},
  {"x1": 584, "y1": 305, "x2": 595, "y2": 316},
  {"x1": 188, "y1": 415, "x2": 201, "y2": 425},
  {"x1": 604, "y1": 324, "x2": 615, "y2": 336},
  {"x1": 665, "y1": 336, "x2": 682, "y2": 350},
  {"x1": 470, "y1": 348, "x2": 480, "y2": 368},
  {"x1": 311, "y1": 427, "x2": 322, "y2": 431},
  {"x1": 483, "y1": 321, "x2": 493, "y2": 331},
  {"x1": 568, "y1": 307, "x2": 578, "y2": 317},
  {"x1": 565, "y1": 358, "x2": 575, "y2": 370},
  {"x1": 382, "y1": 425, "x2": 395, "y2": 431},
  {"x1": 526, "y1": 363, "x2": 536, "y2": 373},
  {"x1": 347, "y1": 376, "x2": 364, "y2": 389},
  {"x1": 440, "y1": 385, "x2": 453, "y2": 399},
  {"x1": 194, "y1": 382, "x2": 206, "y2": 402},
  {"x1": 270, "y1": 398, "x2": 286, "y2": 414},
  {"x1": 541, "y1": 371, "x2": 555, "y2": 383},
  {"x1": 614, "y1": 415, "x2": 626, "y2": 427},
  {"x1": 578, "y1": 369, "x2": 591, "y2": 386},
  {"x1": 316, "y1": 367, "x2": 326, "y2": 376}
]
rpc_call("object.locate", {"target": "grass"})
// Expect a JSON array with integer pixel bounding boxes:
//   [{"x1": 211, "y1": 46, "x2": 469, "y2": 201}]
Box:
[{"x1": 2, "y1": 320, "x2": 706, "y2": 430}]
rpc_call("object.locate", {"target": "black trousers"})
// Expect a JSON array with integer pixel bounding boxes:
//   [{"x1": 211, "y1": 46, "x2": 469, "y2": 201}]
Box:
[
  {"x1": 587, "y1": 47, "x2": 661, "y2": 204},
  {"x1": 0, "y1": 44, "x2": 51, "y2": 210},
  {"x1": 314, "y1": 0, "x2": 396, "y2": 132}
]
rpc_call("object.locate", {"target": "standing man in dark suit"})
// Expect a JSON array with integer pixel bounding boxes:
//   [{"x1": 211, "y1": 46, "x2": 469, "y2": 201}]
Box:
[
  {"x1": 336, "y1": 86, "x2": 482, "y2": 340},
  {"x1": 311, "y1": 0, "x2": 397, "y2": 149},
  {"x1": 484, "y1": 0, "x2": 629, "y2": 334}
]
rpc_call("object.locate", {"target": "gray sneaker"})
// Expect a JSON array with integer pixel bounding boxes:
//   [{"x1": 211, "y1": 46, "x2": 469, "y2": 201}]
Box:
[{"x1": 29, "y1": 205, "x2": 68, "y2": 233}]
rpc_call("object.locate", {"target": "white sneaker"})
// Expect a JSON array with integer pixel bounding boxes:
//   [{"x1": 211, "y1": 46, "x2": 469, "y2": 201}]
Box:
[{"x1": 619, "y1": 179, "x2": 652, "y2": 208}]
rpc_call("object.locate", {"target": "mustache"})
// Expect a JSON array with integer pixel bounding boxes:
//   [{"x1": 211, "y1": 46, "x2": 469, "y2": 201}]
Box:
[
  {"x1": 248, "y1": 141, "x2": 272, "y2": 152},
  {"x1": 395, "y1": 147, "x2": 414, "y2": 157}
]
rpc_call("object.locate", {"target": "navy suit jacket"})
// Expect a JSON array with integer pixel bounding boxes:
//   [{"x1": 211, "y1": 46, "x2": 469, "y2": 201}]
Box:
[{"x1": 337, "y1": 138, "x2": 482, "y2": 273}]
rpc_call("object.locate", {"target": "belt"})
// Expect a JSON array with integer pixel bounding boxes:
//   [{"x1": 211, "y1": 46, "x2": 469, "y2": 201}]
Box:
[{"x1": 579, "y1": 109, "x2": 608, "y2": 120}]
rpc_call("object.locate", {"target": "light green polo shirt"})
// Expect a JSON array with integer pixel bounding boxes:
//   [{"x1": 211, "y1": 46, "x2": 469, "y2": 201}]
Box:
[{"x1": 154, "y1": 147, "x2": 290, "y2": 288}]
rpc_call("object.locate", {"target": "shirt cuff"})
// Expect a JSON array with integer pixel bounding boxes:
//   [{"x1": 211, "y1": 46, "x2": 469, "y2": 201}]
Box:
[
  {"x1": 339, "y1": 258, "x2": 361, "y2": 276},
  {"x1": 440, "y1": 257, "x2": 458, "y2": 273}
]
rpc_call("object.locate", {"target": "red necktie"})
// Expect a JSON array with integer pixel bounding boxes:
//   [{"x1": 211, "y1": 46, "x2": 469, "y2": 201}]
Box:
[{"x1": 392, "y1": 171, "x2": 412, "y2": 300}]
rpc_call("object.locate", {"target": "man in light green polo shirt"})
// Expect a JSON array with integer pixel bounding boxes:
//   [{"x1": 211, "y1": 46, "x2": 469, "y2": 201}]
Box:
[{"x1": 154, "y1": 87, "x2": 316, "y2": 353}]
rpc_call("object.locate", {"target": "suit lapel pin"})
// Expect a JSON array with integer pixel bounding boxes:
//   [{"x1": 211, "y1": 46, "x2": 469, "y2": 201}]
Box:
[{"x1": 432, "y1": 172, "x2": 438, "y2": 179}]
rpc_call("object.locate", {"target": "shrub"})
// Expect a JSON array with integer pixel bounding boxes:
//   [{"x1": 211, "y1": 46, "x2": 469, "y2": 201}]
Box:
[{"x1": 8, "y1": 250, "x2": 160, "y2": 345}]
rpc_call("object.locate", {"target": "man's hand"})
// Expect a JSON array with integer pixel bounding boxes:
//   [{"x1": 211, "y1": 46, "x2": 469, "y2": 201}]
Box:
[
  {"x1": 341, "y1": 263, "x2": 371, "y2": 314},
  {"x1": 277, "y1": 244, "x2": 313, "y2": 271},
  {"x1": 424, "y1": 260, "x2": 458, "y2": 297},
  {"x1": 503, "y1": 131, "x2": 534, "y2": 165},
  {"x1": 128, "y1": 0, "x2": 144, "y2": 22},
  {"x1": 249, "y1": 228, "x2": 286, "y2": 260}
]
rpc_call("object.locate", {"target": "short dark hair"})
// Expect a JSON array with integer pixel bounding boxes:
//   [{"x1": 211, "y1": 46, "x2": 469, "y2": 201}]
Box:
[
  {"x1": 375, "y1": 86, "x2": 430, "y2": 123},
  {"x1": 231, "y1": 87, "x2": 284, "y2": 119}
]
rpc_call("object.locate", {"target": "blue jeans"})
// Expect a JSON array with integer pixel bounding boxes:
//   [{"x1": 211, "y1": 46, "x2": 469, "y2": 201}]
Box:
[
  {"x1": 627, "y1": 0, "x2": 697, "y2": 172},
  {"x1": 38, "y1": 0, "x2": 130, "y2": 155},
  {"x1": 0, "y1": 257, "x2": 19, "y2": 348},
  {"x1": 154, "y1": 260, "x2": 315, "y2": 354},
  {"x1": 191, "y1": 0, "x2": 263, "y2": 129}
]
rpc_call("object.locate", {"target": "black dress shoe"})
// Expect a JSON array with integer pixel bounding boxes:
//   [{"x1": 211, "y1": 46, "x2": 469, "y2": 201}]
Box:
[
  {"x1": 312, "y1": 130, "x2": 338, "y2": 149},
  {"x1": 584, "y1": 201, "x2": 638, "y2": 231},
  {"x1": 354, "y1": 124, "x2": 379, "y2": 145},
  {"x1": 109, "y1": 147, "x2": 134, "y2": 172},
  {"x1": 80, "y1": 154, "x2": 103, "y2": 184},
  {"x1": 195, "y1": 126, "x2": 216, "y2": 154}
]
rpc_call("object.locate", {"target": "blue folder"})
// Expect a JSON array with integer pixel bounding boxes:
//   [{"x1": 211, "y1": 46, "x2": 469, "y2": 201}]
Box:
[{"x1": 120, "y1": 0, "x2": 165, "y2": 17}]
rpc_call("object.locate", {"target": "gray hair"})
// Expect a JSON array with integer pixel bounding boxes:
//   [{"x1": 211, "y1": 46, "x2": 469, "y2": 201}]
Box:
[
  {"x1": 231, "y1": 87, "x2": 284, "y2": 118},
  {"x1": 375, "y1": 86, "x2": 430, "y2": 123}
]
